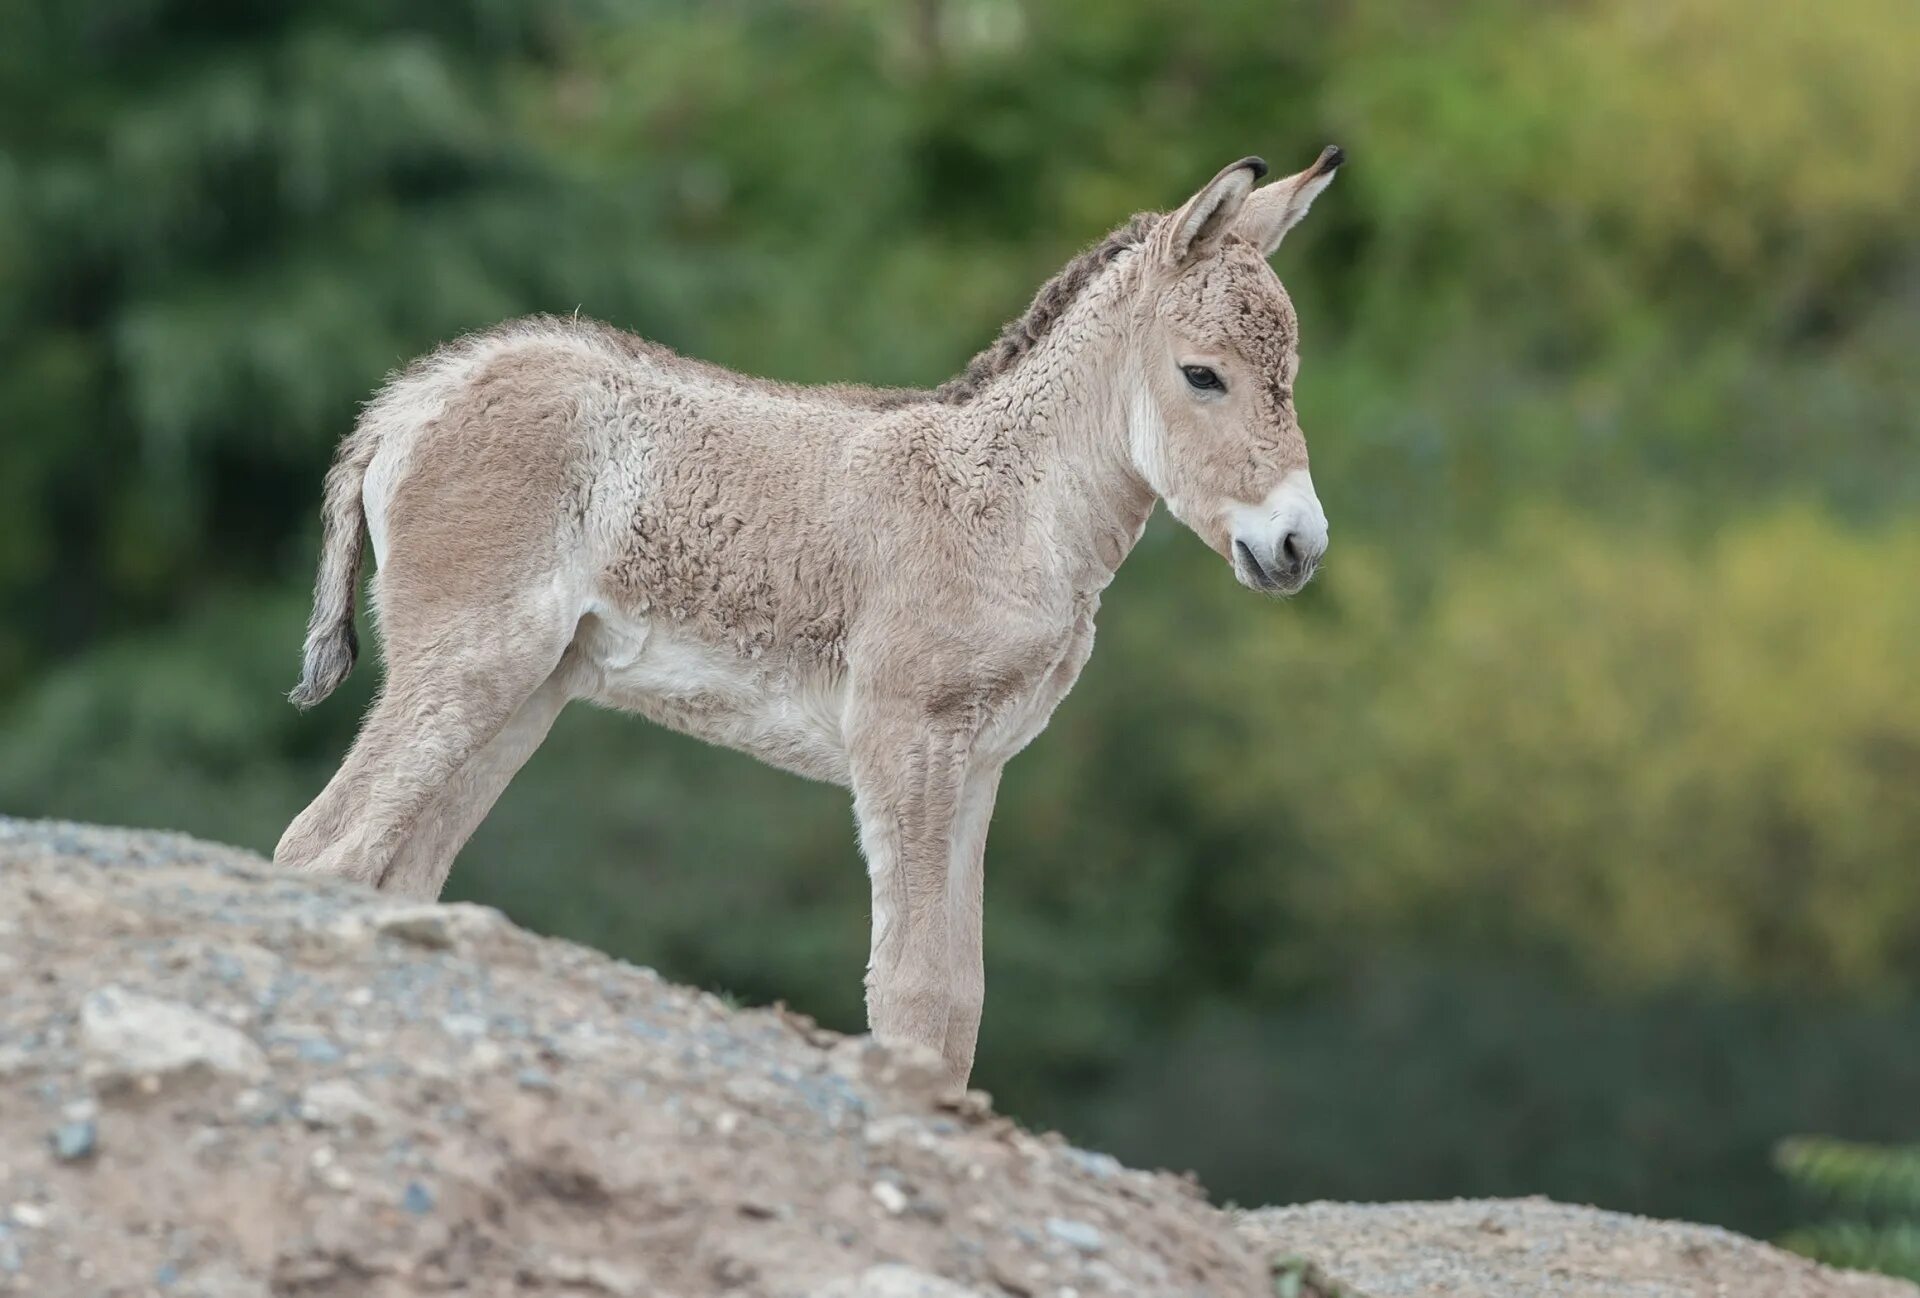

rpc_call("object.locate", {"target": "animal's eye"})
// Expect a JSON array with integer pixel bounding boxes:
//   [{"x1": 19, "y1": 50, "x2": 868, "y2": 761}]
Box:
[{"x1": 1181, "y1": 365, "x2": 1225, "y2": 393}]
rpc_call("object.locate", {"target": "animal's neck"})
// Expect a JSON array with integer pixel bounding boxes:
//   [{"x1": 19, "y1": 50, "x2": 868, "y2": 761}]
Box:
[{"x1": 948, "y1": 257, "x2": 1158, "y2": 598}]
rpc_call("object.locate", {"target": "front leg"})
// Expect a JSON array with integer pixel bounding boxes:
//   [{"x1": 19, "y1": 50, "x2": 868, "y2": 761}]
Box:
[
  {"x1": 849, "y1": 693, "x2": 980, "y2": 1077},
  {"x1": 943, "y1": 762, "x2": 1002, "y2": 1084},
  {"x1": 941, "y1": 614, "x2": 1086, "y2": 1081}
]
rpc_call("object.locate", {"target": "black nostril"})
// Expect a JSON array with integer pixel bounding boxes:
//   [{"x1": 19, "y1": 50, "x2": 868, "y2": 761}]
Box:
[{"x1": 1281, "y1": 533, "x2": 1303, "y2": 566}]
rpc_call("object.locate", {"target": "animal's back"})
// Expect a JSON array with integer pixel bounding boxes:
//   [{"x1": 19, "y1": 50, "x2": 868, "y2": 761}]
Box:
[
  {"x1": 354, "y1": 316, "x2": 904, "y2": 783},
  {"x1": 360, "y1": 317, "x2": 874, "y2": 645}
]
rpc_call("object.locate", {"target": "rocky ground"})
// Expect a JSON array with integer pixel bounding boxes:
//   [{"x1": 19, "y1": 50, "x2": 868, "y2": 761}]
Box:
[
  {"x1": 1240, "y1": 1199, "x2": 1914, "y2": 1298},
  {"x1": 2, "y1": 817, "x2": 1913, "y2": 1298}
]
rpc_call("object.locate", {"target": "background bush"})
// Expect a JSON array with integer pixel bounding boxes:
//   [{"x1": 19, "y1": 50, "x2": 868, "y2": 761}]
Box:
[{"x1": 1778, "y1": 1137, "x2": 1920, "y2": 1280}]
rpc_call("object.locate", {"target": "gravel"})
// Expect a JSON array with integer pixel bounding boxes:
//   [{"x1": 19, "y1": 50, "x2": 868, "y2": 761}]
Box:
[
  {"x1": 0, "y1": 818, "x2": 1256, "y2": 1296},
  {"x1": 3, "y1": 816, "x2": 1911, "y2": 1298},
  {"x1": 1239, "y1": 1198, "x2": 1919, "y2": 1298}
]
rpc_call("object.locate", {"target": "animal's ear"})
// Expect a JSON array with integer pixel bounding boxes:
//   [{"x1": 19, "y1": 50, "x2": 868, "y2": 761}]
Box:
[
  {"x1": 1158, "y1": 156, "x2": 1268, "y2": 267},
  {"x1": 1234, "y1": 145, "x2": 1344, "y2": 256}
]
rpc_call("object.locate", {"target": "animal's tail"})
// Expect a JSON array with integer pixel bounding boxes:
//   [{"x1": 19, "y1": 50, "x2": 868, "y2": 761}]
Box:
[{"x1": 289, "y1": 424, "x2": 380, "y2": 709}]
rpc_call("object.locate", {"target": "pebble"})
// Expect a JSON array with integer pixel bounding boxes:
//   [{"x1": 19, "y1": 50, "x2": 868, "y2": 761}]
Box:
[
  {"x1": 368, "y1": 903, "x2": 505, "y2": 951},
  {"x1": 806, "y1": 1263, "x2": 992, "y2": 1297},
  {"x1": 233, "y1": 1087, "x2": 280, "y2": 1124},
  {"x1": 1062, "y1": 1148, "x2": 1122, "y2": 1181},
  {"x1": 439, "y1": 1013, "x2": 487, "y2": 1039},
  {"x1": 204, "y1": 944, "x2": 281, "y2": 988},
  {"x1": 48, "y1": 1120, "x2": 96, "y2": 1162},
  {"x1": 295, "y1": 1037, "x2": 344, "y2": 1065},
  {"x1": 297, "y1": 1079, "x2": 383, "y2": 1132},
  {"x1": 401, "y1": 1181, "x2": 435, "y2": 1215},
  {"x1": 541, "y1": 1253, "x2": 644, "y2": 1296},
  {"x1": 1044, "y1": 1217, "x2": 1104, "y2": 1254},
  {"x1": 308, "y1": 1146, "x2": 354, "y2": 1192},
  {"x1": 79, "y1": 985, "x2": 269, "y2": 1089},
  {"x1": 871, "y1": 1180, "x2": 910, "y2": 1215}
]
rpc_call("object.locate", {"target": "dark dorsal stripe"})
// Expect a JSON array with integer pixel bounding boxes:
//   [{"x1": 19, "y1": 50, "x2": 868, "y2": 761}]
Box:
[{"x1": 933, "y1": 212, "x2": 1160, "y2": 405}]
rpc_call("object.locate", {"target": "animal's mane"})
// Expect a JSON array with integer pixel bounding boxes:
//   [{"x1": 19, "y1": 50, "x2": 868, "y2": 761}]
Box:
[
  {"x1": 932, "y1": 211, "x2": 1161, "y2": 405},
  {"x1": 459, "y1": 212, "x2": 1162, "y2": 415}
]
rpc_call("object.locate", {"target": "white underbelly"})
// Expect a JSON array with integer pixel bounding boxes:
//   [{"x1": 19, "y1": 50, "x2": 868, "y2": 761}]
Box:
[{"x1": 577, "y1": 610, "x2": 851, "y2": 785}]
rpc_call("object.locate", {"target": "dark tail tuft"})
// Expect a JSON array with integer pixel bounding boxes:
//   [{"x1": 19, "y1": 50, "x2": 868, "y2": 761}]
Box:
[
  {"x1": 290, "y1": 619, "x2": 358, "y2": 710},
  {"x1": 289, "y1": 429, "x2": 377, "y2": 709}
]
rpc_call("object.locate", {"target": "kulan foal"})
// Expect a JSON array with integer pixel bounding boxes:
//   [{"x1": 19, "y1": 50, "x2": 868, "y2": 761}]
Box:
[{"x1": 278, "y1": 147, "x2": 1344, "y2": 1086}]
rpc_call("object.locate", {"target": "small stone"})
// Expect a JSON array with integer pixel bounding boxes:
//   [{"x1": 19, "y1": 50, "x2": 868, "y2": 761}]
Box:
[
  {"x1": 862, "y1": 1116, "x2": 926, "y2": 1146},
  {"x1": 80, "y1": 986, "x2": 269, "y2": 1091},
  {"x1": 234, "y1": 1087, "x2": 279, "y2": 1124},
  {"x1": 871, "y1": 1180, "x2": 910, "y2": 1215},
  {"x1": 935, "y1": 1088, "x2": 995, "y2": 1121},
  {"x1": 806, "y1": 1264, "x2": 989, "y2": 1298},
  {"x1": 368, "y1": 902, "x2": 506, "y2": 951},
  {"x1": 515, "y1": 1067, "x2": 555, "y2": 1092},
  {"x1": 1044, "y1": 1217, "x2": 1104, "y2": 1254},
  {"x1": 297, "y1": 1080, "x2": 384, "y2": 1132},
  {"x1": 308, "y1": 1145, "x2": 354, "y2": 1191},
  {"x1": 541, "y1": 1253, "x2": 644, "y2": 1297},
  {"x1": 295, "y1": 1037, "x2": 344, "y2": 1065},
  {"x1": 10, "y1": 1204, "x2": 47, "y2": 1229},
  {"x1": 711, "y1": 1254, "x2": 757, "y2": 1286},
  {"x1": 401, "y1": 1181, "x2": 434, "y2": 1215},
  {"x1": 439, "y1": 1013, "x2": 487, "y2": 1039},
  {"x1": 204, "y1": 943, "x2": 282, "y2": 989},
  {"x1": 1062, "y1": 1148, "x2": 1122, "y2": 1181},
  {"x1": 49, "y1": 1119, "x2": 97, "y2": 1162}
]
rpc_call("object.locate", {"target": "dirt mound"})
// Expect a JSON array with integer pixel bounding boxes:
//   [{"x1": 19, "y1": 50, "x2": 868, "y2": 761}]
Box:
[
  {"x1": 1241, "y1": 1199, "x2": 1915, "y2": 1298},
  {"x1": 0, "y1": 819, "x2": 1261, "y2": 1297},
  {"x1": 1, "y1": 818, "x2": 1911, "y2": 1298}
]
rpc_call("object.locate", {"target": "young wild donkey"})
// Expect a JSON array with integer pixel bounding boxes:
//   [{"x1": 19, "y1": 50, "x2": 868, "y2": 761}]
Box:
[{"x1": 278, "y1": 147, "x2": 1343, "y2": 1086}]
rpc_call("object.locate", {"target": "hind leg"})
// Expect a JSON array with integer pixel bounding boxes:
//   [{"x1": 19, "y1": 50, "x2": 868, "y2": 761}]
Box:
[
  {"x1": 279, "y1": 346, "x2": 600, "y2": 891},
  {"x1": 274, "y1": 595, "x2": 574, "y2": 890},
  {"x1": 375, "y1": 656, "x2": 578, "y2": 899}
]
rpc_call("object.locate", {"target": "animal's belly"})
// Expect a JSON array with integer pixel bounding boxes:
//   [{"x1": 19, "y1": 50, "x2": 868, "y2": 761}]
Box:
[{"x1": 577, "y1": 612, "x2": 851, "y2": 786}]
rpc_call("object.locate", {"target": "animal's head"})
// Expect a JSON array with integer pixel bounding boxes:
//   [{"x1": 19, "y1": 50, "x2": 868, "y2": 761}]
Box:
[{"x1": 1126, "y1": 147, "x2": 1343, "y2": 595}]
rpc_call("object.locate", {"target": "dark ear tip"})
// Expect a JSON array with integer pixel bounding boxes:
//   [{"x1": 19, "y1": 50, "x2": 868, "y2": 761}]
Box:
[
  {"x1": 1318, "y1": 144, "x2": 1346, "y2": 173},
  {"x1": 1241, "y1": 156, "x2": 1270, "y2": 181}
]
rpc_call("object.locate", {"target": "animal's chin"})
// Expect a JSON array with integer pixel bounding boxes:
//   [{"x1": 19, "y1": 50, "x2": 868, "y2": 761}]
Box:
[
  {"x1": 1231, "y1": 546, "x2": 1311, "y2": 597},
  {"x1": 1238, "y1": 570, "x2": 1305, "y2": 597}
]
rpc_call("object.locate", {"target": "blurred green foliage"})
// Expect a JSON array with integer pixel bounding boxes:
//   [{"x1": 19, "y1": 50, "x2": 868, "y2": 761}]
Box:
[
  {"x1": 1778, "y1": 1137, "x2": 1920, "y2": 1279},
  {"x1": 2, "y1": 0, "x2": 1916, "y2": 1243}
]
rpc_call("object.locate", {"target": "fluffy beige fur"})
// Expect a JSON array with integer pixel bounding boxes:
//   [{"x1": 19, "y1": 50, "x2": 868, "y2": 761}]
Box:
[{"x1": 277, "y1": 147, "x2": 1344, "y2": 1085}]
